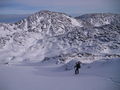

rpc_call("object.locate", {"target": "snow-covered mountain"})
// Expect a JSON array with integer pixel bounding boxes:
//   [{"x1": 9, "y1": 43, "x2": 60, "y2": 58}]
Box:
[
  {"x1": 0, "y1": 10, "x2": 120, "y2": 64},
  {"x1": 75, "y1": 13, "x2": 120, "y2": 27}
]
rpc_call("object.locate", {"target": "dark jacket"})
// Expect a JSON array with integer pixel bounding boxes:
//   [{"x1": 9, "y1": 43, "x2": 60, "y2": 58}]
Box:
[{"x1": 74, "y1": 62, "x2": 81, "y2": 69}]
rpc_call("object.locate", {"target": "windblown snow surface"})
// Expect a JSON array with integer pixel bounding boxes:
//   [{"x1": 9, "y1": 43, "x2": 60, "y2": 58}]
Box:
[
  {"x1": 0, "y1": 10, "x2": 120, "y2": 90},
  {"x1": 0, "y1": 58, "x2": 120, "y2": 90}
]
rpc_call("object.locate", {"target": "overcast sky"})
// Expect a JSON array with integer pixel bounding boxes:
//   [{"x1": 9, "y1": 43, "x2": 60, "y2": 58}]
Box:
[{"x1": 0, "y1": 0, "x2": 120, "y2": 14}]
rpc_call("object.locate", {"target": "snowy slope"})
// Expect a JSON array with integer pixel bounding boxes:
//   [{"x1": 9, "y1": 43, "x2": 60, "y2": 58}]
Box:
[
  {"x1": 0, "y1": 10, "x2": 120, "y2": 64},
  {"x1": 0, "y1": 58, "x2": 120, "y2": 90},
  {"x1": 0, "y1": 10, "x2": 83, "y2": 63}
]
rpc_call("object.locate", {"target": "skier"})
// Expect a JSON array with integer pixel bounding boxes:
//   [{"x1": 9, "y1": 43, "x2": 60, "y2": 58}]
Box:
[{"x1": 74, "y1": 61, "x2": 81, "y2": 75}]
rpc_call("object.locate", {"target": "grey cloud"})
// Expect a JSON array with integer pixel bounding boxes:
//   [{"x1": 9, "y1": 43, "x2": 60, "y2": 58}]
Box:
[{"x1": 0, "y1": 0, "x2": 119, "y2": 14}]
